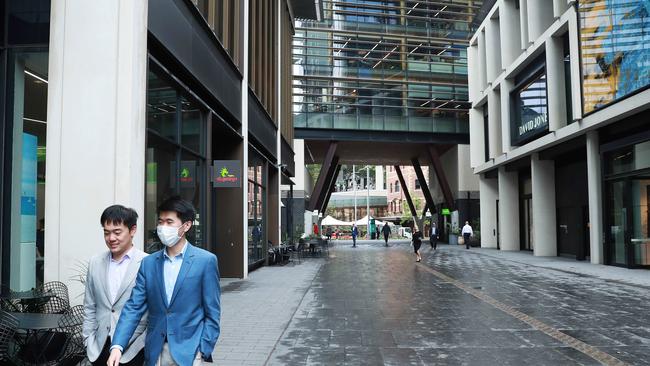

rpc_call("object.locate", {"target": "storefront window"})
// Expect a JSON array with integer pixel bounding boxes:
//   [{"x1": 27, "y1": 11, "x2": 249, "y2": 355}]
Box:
[
  {"x1": 511, "y1": 72, "x2": 548, "y2": 146},
  {"x1": 6, "y1": 50, "x2": 49, "y2": 290},
  {"x1": 145, "y1": 64, "x2": 207, "y2": 253},
  {"x1": 247, "y1": 149, "x2": 266, "y2": 265}
]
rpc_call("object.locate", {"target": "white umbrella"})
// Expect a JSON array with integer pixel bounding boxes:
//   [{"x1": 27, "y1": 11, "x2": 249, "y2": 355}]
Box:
[{"x1": 321, "y1": 215, "x2": 353, "y2": 226}]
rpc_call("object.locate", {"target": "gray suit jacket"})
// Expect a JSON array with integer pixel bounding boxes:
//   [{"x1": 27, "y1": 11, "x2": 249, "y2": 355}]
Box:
[{"x1": 82, "y1": 248, "x2": 148, "y2": 362}]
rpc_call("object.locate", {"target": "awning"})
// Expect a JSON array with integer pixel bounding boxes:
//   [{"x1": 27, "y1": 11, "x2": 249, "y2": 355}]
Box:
[{"x1": 321, "y1": 215, "x2": 353, "y2": 226}]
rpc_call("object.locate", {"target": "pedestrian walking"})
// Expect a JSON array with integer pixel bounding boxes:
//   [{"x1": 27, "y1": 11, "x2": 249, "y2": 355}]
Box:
[
  {"x1": 326, "y1": 226, "x2": 332, "y2": 241},
  {"x1": 429, "y1": 222, "x2": 439, "y2": 250},
  {"x1": 462, "y1": 221, "x2": 473, "y2": 249},
  {"x1": 83, "y1": 205, "x2": 147, "y2": 366},
  {"x1": 108, "y1": 196, "x2": 221, "y2": 366},
  {"x1": 412, "y1": 223, "x2": 423, "y2": 262},
  {"x1": 352, "y1": 224, "x2": 359, "y2": 247},
  {"x1": 313, "y1": 222, "x2": 319, "y2": 236},
  {"x1": 381, "y1": 224, "x2": 391, "y2": 246}
]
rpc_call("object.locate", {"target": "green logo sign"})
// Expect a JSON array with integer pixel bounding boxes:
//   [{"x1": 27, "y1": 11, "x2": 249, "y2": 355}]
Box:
[
  {"x1": 441, "y1": 208, "x2": 451, "y2": 216},
  {"x1": 180, "y1": 168, "x2": 190, "y2": 178},
  {"x1": 220, "y1": 167, "x2": 231, "y2": 178}
]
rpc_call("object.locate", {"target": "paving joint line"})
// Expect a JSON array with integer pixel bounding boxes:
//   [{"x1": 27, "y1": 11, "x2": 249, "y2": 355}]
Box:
[{"x1": 417, "y1": 253, "x2": 629, "y2": 366}]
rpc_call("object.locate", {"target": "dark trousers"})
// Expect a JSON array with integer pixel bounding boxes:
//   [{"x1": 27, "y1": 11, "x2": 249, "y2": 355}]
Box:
[
  {"x1": 464, "y1": 233, "x2": 471, "y2": 249},
  {"x1": 92, "y1": 337, "x2": 145, "y2": 366},
  {"x1": 352, "y1": 236, "x2": 356, "y2": 246},
  {"x1": 430, "y1": 235, "x2": 437, "y2": 249},
  {"x1": 383, "y1": 233, "x2": 389, "y2": 244}
]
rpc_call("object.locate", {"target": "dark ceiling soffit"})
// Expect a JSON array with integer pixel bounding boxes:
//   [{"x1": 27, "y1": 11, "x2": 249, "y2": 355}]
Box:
[
  {"x1": 148, "y1": 0, "x2": 242, "y2": 121},
  {"x1": 281, "y1": 139, "x2": 296, "y2": 177},
  {"x1": 295, "y1": 128, "x2": 469, "y2": 144},
  {"x1": 288, "y1": 0, "x2": 322, "y2": 21},
  {"x1": 248, "y1": 89, "x2": 278, "y2": 160}
]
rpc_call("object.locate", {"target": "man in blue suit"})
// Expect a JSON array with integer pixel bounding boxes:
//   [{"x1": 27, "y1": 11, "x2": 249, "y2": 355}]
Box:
[{"x1": 108, "y1": 196, "x2": 220, "y2": 365}]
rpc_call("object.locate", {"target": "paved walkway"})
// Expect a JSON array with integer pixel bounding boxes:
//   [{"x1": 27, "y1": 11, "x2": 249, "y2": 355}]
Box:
[{"x1": 216, "y1": 240, "x2": 650, "y2": 365}]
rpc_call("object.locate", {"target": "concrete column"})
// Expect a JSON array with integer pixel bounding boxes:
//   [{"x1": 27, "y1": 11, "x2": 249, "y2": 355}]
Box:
[
  {"x1": 519, "y1": 0, "x2": 530, "y2": 49},
  {"x1": 567, "y1": 7, "x2": 582, "y2": 120},
  {"x1": 274, "y1": 0, "x2": 282, "y2": 247},
  {"x1": 500, "y1": 78, "x2": 514, "y2": 153},
  {"x1": 586, "y1": 131, "x2": 604, "y2": 264},
  {"x1": 553, "y1": 0, "x2": 569, "y2": 18},
  {"x1": 488, "y1": 89, "x2": 502, "y2": 158},
  {"x1": 531, "y1": 154, "x2": 557, "y2": 256},
  {"x1": 479, "y1": 175, "x2": 498, "y2": 248},
  {"x1": 546, "y1": 35, "x2": 567, "y2": 131},
  {"x1": 500, "y1": 0, "x2": 522, "y2": 67},
  {"x1": 45, "y1": 0, "x2": 148, "y2": 301},
  {"x1": 527, "y1": 0, "x2": 554, "y2": 42},
  {"x1": 467, "y1": 44, "x2": 479, "y2": 103},
  {"x1": 498, "y1": 167, "x2": 519, "y2": 251},
  {"x1": 376, "y1": 166, "x2": 384, "y2": 190},
  {"x1": 478, "y1": 30, "x2": 488, "y2": 90},
  {"x1": 241, "y1": 0, "x2": 250, "y2": 278},
  {"x1": 485, "y1": 16, "x2": 502, "y2": 83},
  {"x1": 469, "y1": 107, "x2": 485, "y2": 168}
]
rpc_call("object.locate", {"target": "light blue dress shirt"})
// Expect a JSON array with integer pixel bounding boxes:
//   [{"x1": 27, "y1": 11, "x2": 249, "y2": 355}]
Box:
[{"x1": 163, "y1": 241, "x2": 189, "y2": 304}]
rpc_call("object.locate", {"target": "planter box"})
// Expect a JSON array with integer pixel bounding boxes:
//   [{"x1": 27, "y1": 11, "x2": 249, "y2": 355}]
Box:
[{"x1": 448, "y1": 234, "x2": 458, "y2": 245}]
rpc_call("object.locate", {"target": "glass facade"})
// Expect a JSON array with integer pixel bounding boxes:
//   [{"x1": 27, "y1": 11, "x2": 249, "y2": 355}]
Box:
[
  {"x1": 247, "y1": 148, "x2": 267, "y2": 265},
  {"x1": 293, "y1": 0, "x2": 480, "y2": 133},
  {"x1": 1, "y1": 0, "x2": 51, "y2": 292},
  {"x1": 145, "y1": 63, "x2": 208, "y2": 253},
  {"x1": 579, "y1": 0, "x2": 650, "y2": 114}
]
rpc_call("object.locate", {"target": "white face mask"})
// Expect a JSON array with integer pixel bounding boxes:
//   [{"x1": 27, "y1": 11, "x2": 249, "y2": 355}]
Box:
[{"x1": 157, "y1": 225, "x2": 183, "y2": 247}]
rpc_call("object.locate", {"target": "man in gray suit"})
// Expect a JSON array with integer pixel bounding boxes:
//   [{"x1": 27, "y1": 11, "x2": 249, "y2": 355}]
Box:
[{"x1": 83, "y1": 205, "x2": 148, "y2": 365}]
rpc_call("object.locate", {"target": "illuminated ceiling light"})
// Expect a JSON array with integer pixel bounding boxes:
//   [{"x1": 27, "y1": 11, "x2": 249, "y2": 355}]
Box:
[
  {"x1": 406, "y1": 2, "x2": 419, "y2": 15},
  {"x1": 25, "y1": 70, "x2": 48, "y2": 84},
  {"x1": 373, "y1": 46, "x2": 398, "y2": 68},
  {"x1": 436, "y1": 45, "x2": 452, "y2": 56},
  {"x1": 408, "y1": 43, "x2": 423, "y2": 55},
  {"x1": 420, "y1": 98, "x2": 436, "y2": 107},
  {"x1": 363, "y1": 40, "x2": 381, "y2": 59}
]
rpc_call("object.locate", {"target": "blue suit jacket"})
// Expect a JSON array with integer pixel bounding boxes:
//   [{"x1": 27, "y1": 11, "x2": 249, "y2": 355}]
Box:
[{"x1": 112, "y1": 243, "x2": 221, "y2": 365}]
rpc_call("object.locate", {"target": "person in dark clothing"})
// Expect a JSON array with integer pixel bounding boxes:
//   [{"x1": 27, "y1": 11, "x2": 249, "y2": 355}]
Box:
[
  {"x1": 325, "y1": 227, "x2": 332, "y2": 241},
  {"x1": 412, "y1": 224, "x2": 423, "y2": 262},
  {"x1": 381, "y1": 224, "x2": 391, "y2": 246},
  {"x1": 352, "y1": 224, "x2": 359, "y2": 247},
  {"x1": 429, "y1": 222, "x2": 439, "y2": 250}
]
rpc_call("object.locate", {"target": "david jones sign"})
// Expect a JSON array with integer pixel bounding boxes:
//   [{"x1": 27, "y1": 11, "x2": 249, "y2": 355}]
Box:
[{"x1": 518, "y1": 112, "x2": 547, "y2": 137}]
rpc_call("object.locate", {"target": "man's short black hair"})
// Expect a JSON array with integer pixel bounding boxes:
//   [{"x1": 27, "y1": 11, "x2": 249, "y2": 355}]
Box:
[
  {"x1": 100, "y1": 205, "x2": 138, "y2": 229},
  {"x1": 157, "y1": 196, "x2": 196, "y2": 223}
]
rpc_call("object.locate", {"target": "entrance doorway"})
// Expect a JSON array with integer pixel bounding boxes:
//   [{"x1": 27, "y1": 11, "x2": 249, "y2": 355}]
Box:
[{"x1": 605, "y1": 177, "x2": 650, "y2": 267}]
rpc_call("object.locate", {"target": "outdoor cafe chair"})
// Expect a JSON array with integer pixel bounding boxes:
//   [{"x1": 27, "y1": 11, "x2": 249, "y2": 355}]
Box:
[
  {"x1": 39, "y1": 281, "x2": 70, "y2": 314},
  {"x1": 0, "y1": 310, "x2": 18, "y2": 362}
]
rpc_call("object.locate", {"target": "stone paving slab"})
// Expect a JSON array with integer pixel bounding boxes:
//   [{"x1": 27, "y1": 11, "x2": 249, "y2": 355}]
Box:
[
  {"x1": 266, "y1": 240, "x2": 650, "y2": 365},
  {"x1": 462, "y1": 245, "x2": 650, "y2": 288},
  {"x1": 213, "y1": 258, "x2": 323, "y2": 365}
]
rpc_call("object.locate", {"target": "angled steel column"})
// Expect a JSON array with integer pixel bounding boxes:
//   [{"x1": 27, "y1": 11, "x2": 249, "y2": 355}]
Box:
[
  {"x1": 320, "y1": 164, "x2": 341, "y2": 214},
  {"x1": 307, "y1": 142, "x2": 338, "y2": 211},
  {"x1": 411, "y1": 158, "x2": 437, "y2": 215},
  {"x1": 428, "y1": 145, "x2": 454, "y2": 210},
  {"x1": 394, "y1": 165, "x2": 418, "y2": 218}
]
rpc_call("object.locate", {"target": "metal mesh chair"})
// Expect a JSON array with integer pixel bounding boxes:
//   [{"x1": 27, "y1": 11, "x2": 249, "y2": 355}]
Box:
[
  {"x1": 0, "y1": 310, "x2": 18, "y2": 361},
  {"x1": 40, "y1": 281, "x2": 70, "y2": 314},
  {"x1": 56, "y1": 305, "x2": 85, "y2": 365}
]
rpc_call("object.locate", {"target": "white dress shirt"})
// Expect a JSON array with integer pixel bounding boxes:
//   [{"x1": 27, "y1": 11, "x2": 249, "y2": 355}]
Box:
[
  {"x1": 163, "y1": 241, "x2": 189, "y2": 304},
  {"x1": 462, "y1": 224, "x2": 473, "y2": 235},
  {"x1": 107, "y1": 247, "x2": 134, "y2": 304}
]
